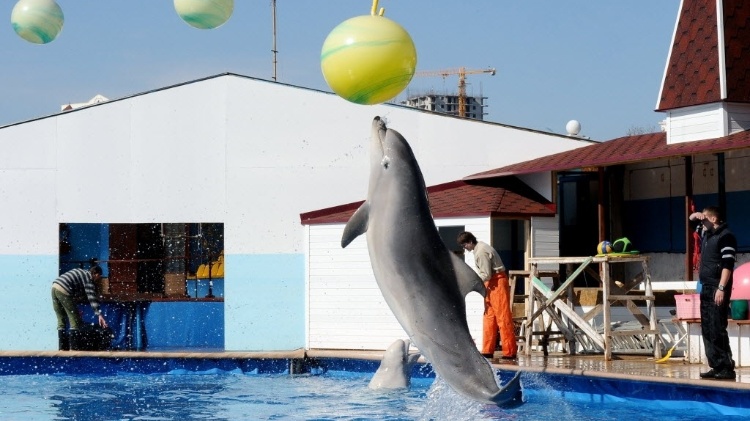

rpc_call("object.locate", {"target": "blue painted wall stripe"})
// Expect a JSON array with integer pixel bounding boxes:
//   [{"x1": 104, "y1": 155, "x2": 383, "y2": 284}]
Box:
[{"x1": 224, "y1": 253, "x2": 305, "y2": 351}]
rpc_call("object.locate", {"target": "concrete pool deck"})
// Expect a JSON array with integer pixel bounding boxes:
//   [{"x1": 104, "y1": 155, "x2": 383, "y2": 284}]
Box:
[
  {"x1": 1, "y1": 348, "x2": 748, "y2": 392},
  {"x1": 308, "y1": 348, "x2": 750, "y2": 391},
  {"x1": 497, "y1": 352, "x2": 750, "y2": 392}
]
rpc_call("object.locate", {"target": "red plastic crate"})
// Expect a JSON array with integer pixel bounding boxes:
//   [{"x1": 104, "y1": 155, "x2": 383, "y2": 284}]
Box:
[{"x1": 675, "y1": 294, "x2": 700, "y2": 319}]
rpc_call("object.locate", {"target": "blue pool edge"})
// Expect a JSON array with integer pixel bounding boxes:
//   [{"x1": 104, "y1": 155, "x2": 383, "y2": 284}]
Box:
[{"x1": 0, "y1": 350, "x2": 747, "y2": 416}]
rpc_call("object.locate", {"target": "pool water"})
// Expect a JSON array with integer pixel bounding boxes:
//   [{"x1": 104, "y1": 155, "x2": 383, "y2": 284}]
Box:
[{"x1": 0, "y1": 368, "x2": 741, "y2": 421}]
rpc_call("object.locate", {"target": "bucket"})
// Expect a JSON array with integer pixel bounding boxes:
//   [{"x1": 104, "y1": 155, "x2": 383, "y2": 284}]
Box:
[{"x1": 731, "y1": 299, "x2": 749, "y2": 320}]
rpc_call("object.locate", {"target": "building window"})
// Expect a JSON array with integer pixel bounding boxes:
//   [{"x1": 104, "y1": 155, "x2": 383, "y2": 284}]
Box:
[
  {"x1": 438, "y1": 225, "x2": 466, "y2": 257},
  {"x1": 491, "y1": 219, "x2": 527, "y2": 271},
  {"x1": 59, "y1": 222, "x2": 224, "y2": 300}
]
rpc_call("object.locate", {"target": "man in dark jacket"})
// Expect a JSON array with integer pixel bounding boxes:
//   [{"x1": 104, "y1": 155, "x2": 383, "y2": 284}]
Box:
[
  {"x1": 690, "y1": 206, "x2": 737, "y2": 380},
  {"x1": 51, "y1": 266, "x2": 108, "y2": 350}
]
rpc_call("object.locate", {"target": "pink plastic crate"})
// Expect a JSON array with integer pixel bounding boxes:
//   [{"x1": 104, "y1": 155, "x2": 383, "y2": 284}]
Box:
[{"x1": 675, "y1": 294, "x2": 700, "y2": 319}]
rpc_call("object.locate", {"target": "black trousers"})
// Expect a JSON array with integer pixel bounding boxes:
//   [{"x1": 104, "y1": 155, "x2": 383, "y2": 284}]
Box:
[{"x1": 700, "y1": 284, "x2": 735, "y2": 370}]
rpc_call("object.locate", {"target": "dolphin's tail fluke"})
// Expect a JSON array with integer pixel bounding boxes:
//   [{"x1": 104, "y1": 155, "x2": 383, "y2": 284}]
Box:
[{"x1": 490, "y1": 371, "x2": 523, "y2": 406}]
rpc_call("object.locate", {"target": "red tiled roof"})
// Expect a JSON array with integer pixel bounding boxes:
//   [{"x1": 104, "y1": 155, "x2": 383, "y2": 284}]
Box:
[
  {"x1": 300, "y1": 179, "x2": 554, "y2": 225},
  {"x1": 658, "y1": 0, "x2": 750, "y2": 110},
  {"x1": 724, "y1": 1, "x2": 750, "y2": 102},
  {"x1": 464, "y1": 129, "x2": 750, "y2": 180},
  {"x1": 658, "y1": 0, "x2": 720, "y2": 110}
]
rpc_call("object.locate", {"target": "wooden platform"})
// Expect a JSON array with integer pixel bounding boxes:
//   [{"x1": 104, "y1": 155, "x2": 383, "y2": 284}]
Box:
[{"x1": 521, "y1": 255, "x2": 658, "y2": 360}]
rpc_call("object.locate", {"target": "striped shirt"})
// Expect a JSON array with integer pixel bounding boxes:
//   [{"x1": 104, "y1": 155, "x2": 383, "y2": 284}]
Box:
[{"x1": 53, "y1": 268, "x2": 101, "y2": 316}]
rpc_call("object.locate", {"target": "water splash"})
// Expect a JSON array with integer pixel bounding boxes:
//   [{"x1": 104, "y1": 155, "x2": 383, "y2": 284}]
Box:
[{"x1": 418, "y1": 376, "x2": 494, "y2": 420}]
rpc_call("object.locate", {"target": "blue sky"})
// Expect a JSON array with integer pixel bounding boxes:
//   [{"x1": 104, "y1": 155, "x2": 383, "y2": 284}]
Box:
[{"x1": 1, "y1": 1, "x2": 679, "y2": 140}]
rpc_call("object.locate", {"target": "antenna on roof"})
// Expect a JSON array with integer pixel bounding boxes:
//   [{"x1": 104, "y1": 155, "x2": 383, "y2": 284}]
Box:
[{"x1": 271, "y1": 0, "x2": 278, "y2": 81}]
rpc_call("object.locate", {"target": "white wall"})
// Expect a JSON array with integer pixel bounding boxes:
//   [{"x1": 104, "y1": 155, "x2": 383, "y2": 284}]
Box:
[
  {"x1": 222, "y1": 76, "x2": 589, "y2": 255},
  {"x1": 726, "y1": 102, "x2": 750, "y2": 133},
  {"x1": 530, "y1": 216, "x2": 560, "y2": 273},
  {"x1": 666, "y1": 102, "x2": 750, "y2": 144},
  {"x1": 0, "y1": 119, "x2": 58, "y2": 255},
  {"x1": 519, "y1": 172, "x2": 555, "y2": 201},
  {"x1": 306, "y1": 223, "x2": 405, "y2": 350},
  {"x1": 57, "y1": 78, "x2": 229, "y2": 223},
  {"x1": 306, "y1": 217, "x2": 489, "y2": 351},
  {"x1": 666, "y1": 103, "x2": 726, "y2": 144}
]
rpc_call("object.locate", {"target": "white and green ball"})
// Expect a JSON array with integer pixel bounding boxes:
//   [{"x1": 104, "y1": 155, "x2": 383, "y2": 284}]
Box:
[
  {"x1": 321, "y1": 15, "x2": 417, "y2": 105},
  {"x1": 11, "y1": 0, "x2": 64, "y2": 44},
  {"x1": 174, "y1": 0, "x2": 234, "y2": 30}
]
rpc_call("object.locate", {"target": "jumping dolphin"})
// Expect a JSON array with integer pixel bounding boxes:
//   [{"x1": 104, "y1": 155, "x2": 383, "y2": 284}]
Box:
[
  {"x1": 368, "y1": 339, "x2": 421, "y2": 390},
  {"x1": 342, "y1": 116, "x2": 521, "y2": 406}
]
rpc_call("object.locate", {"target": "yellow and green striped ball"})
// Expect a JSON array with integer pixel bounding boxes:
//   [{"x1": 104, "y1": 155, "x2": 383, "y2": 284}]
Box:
[
  {"x1": 11, "y1": 0, "x2": 64, "y2": 45},
  {"x1": 321, "y1": 15, "x2": 417, "y2": 105},
  {"x1": 174, "y1": 0, "x2": 233, "y2": 30}
]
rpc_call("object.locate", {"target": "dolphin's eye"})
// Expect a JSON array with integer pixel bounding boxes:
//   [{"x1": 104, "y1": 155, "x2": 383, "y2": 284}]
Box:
[{"x1": 381, "y1": 156, "x2": 391, "y2": 169}]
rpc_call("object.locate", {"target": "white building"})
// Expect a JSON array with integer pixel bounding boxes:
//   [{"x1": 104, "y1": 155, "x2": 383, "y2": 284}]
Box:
[{"x1": 0, "y1": 73, "x2": 590, "y2": 351}]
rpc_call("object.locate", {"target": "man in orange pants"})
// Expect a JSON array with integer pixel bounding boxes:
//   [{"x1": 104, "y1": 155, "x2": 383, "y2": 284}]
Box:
[{"x1": 458, "y1": 231, "x2": 517, "y2": 359}]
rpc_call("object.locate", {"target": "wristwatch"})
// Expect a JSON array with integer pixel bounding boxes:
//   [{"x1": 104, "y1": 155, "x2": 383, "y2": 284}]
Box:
[{"x1": 718, "y1": 284, "x2": 725, "y2": 291}]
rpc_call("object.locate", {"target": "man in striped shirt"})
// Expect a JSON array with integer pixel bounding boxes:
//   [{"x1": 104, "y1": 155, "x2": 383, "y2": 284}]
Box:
[{"x1": 51, "y1": 266, "x2": 108, "y2": 350}]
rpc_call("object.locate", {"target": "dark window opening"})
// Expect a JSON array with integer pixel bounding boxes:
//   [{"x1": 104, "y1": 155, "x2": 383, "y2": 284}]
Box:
[
  {"x1": 59, "y1": 222, "x2": 224, "y2": 301},
  {"x1": 438, "y1": 225, "x2": 466, "y2": 257}
]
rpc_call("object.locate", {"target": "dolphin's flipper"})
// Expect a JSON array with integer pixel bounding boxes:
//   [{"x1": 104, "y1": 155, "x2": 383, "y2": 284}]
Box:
[
  {"x1": 341, "y1": 202, "x2": 370, "y2": 248},
  {"x1": 449, "y1": 252, "x2": 486, "y2": 297},
  {"x1": 490, "y1": 371, "x2": 523, "y2": 406}
]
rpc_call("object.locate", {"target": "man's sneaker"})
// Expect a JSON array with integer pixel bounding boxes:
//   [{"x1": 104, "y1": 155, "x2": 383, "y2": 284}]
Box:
[
  {"x1": 714, "y1": 369, "x2": 737, "y2": 380},
  {"x1": 700, "y1": 369, "x2": 717, "y2": 378}
]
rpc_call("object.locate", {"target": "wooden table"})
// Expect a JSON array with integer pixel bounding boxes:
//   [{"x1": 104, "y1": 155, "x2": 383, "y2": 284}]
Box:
[{"x1": 524, "y1": 255, "x2": 658, "y2": 360}]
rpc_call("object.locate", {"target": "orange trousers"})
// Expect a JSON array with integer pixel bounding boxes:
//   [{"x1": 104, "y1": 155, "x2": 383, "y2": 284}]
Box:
[{"x1": 482, "y1": 271, "x2": 517, "y2": 357}]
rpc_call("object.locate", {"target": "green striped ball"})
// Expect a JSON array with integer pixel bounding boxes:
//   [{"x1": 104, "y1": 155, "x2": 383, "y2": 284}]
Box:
[
  {"x1": 174, "y1": 0, "x2": 234, "y2": 30},
  {"x1": 11, "y1": 0, "x2": 64, "y2": 45},
  {"x1": 321, "y1": 15, "x2": 417, "y2": 105}
]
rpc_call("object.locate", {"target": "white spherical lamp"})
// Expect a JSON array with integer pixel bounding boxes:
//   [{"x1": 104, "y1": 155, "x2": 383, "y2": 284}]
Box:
[
  {"x1": 10, "y1": 0, "x2": 64, "y2": 44},
  {"x1": 566, "y1": 120, "x2": 581, "y2": 136},
  {"x1": 174, "y1": 0, "x2": 234, "y2": 30}
]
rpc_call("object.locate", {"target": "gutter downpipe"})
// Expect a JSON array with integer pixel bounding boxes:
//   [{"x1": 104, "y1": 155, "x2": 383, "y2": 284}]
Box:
[
  {"x1": 598, "y1": 167, "x2": 606, "y2": 242},
  {"x1": 685, "y1": 156, "x2": 693, "y2": 282}
]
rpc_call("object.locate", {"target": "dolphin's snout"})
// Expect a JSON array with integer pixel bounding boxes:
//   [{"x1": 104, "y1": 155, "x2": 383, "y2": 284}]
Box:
[
  {"x1": 372, "y1": 116, "x2": 387, "y2": 132},
  {"x1": 371, "y1": 116, "x2": 388, "y2": 157}
]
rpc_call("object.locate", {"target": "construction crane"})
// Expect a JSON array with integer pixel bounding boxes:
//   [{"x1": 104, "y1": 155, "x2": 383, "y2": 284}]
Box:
[{"x1": 412, "y1": 67, "x2": 496, "y2": 117}]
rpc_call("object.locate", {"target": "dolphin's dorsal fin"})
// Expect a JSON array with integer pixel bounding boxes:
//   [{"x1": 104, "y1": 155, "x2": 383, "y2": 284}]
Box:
[
  {"x1": 450, "y1": 252, "x2": 486, "y2": 297},
  {"x1": 341, "y1": 202, "x2": 370, "y2": 248}
]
